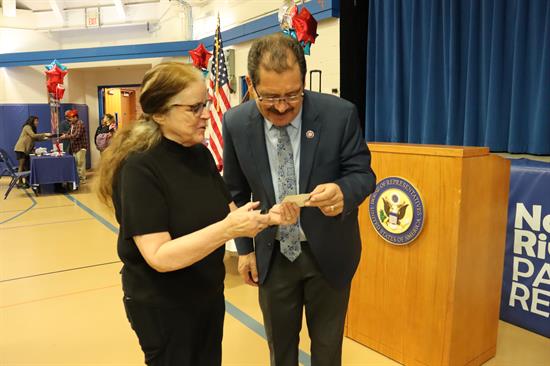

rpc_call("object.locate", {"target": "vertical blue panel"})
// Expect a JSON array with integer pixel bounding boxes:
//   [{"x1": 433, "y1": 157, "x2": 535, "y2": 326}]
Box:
[
  {"x1": 0, "y1": 106, "x2": 6, "y2": 157},
  {"x1": 0, "y1": 106, "x2": 7, "y2": 174},
  {"x1": 98, "y1": 88, "x2": 105, "y2": 122},
  {"x1": 240, "y1": 76, "x2": 249, "y2": 102},
  {"x1": 1, "y1": 105, "x2": 30, "y2": 163}
]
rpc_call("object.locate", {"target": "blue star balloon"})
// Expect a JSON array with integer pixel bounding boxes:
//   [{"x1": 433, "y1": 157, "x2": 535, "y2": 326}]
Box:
[
  {"x1": 45, "y1": 59, "x2": 67, "y2": 71},
  {"x1": 283, "y1": 29, "x2": 298, "y2": 41},
  {"x1": 302, "y1": 41, "x2": 311, "y2": 55}
]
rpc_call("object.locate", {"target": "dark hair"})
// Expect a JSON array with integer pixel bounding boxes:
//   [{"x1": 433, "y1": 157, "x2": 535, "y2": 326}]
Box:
[
  {"x1": 23, "y1": 115, "x2": 38, "y2": 133},
  {"x1": 247, "y1": 33, "x2": 307, "y2": 86},
  {"x1": 104, "y1": 113, "x2": 115, "y2": 122}
]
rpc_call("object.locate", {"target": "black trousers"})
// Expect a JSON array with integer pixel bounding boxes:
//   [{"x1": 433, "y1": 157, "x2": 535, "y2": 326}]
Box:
[
  {"x1": 259, "y1": 243, "x2": 351, "y2": 366},
  {"x1": 123, "y1": 294, "x2": 225, "y2": 366}
]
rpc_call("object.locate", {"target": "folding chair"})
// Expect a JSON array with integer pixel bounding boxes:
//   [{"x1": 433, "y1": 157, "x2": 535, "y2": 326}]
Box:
[{"x1": 0, "y1": 148, "x2": 31, "y2": 199}]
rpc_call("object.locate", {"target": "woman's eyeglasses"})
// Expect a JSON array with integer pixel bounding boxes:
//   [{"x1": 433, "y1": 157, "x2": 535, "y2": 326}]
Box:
[
  {"x1": 253, "y1": 85, "x2": 304, "y2": 106},
  {"x1": 170, "y1": 100, "x2": 212, "y2": 116}
]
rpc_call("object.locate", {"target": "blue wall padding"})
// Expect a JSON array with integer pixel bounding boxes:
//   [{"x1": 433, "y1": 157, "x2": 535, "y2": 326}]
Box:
[{"x1": 0, "y1": 103, "x2": 90, "y2": 169}]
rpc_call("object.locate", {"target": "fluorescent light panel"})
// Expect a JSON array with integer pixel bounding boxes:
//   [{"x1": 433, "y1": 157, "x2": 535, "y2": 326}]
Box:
[
  {"x1": 113, "y1": 0, "x2": 126, "y2": 19},
  {"x1": 48, "y1": 0, "x2": 64, "y2": 22},
  {"x1": 2, "y1": 0, "x2": 16, "y2": 17}
]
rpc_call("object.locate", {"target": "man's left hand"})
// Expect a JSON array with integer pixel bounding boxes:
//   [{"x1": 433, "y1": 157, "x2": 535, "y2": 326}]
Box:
[{"x1": 305, "y1": 183, "x2": 344, "y2": 217}]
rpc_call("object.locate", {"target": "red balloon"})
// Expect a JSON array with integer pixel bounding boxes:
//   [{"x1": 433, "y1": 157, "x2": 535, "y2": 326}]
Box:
[
  {"x1": 45, "y1": 65, "x2": 68, "y2": 94},
  {"x1": 292, "y1": 7, "x2": 318, "y2": 44},
  {"x1": 189, "y1": 43, "x2": 212, "y2": 70}
]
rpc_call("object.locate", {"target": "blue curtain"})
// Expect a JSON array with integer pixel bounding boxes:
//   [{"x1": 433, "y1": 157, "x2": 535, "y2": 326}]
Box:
[{"x1": 365, "y1": 0, "x2": 550, "y2": 154}]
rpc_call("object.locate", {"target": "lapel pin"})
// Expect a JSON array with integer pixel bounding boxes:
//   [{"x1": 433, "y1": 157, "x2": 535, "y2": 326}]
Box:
[{"x1": 306, "y1": 130, "x2": 315, "y2": 139}]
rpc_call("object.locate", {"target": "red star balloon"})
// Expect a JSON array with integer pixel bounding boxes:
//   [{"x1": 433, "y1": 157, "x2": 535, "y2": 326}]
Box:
[
  {"x1": 292, "y1": 7, "x2": 318, "y2": 44},
  {"x1": 45, "y1": 65, "x2": 68, "y2": 94},
  {"x1": 189, "y1": 43, "x2": 212, "y2": 70}
]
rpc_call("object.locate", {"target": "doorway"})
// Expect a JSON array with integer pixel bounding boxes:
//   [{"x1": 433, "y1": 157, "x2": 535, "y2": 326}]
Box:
[{"x1": 98, "y1": 85, "x2": 141, "y2": 129}]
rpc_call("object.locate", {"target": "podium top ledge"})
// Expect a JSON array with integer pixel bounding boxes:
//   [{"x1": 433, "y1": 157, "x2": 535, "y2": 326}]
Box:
[{"x1": 367, "y1": 143, "x2": 490, "y2": 157}]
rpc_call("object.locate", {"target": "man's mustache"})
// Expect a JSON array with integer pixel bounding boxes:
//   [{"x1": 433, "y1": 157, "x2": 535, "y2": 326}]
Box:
[{"x1": 267, "y1": 107, "x2": 293, "y2": 115}]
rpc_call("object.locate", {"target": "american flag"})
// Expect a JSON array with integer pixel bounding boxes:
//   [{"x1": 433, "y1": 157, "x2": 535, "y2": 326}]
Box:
[{"x1": 207, "y1": 15, "x2": 231, "y2": 172}]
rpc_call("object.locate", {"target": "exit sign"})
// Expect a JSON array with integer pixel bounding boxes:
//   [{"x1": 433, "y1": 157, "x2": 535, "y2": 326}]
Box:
[{"x1": 86, "y1": 8, "x2": 100, "y2": 28}]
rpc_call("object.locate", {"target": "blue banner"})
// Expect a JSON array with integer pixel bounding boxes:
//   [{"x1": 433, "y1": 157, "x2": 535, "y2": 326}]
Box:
[{"x1": 500, "y1": 159, "x2": 550, "y2": 338}]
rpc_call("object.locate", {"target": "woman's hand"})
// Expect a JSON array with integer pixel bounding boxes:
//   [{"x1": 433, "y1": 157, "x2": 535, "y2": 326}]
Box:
[
  {"x1": 268, "y1": 202, "x2": 300, "y2": 226},
  {"x1": 226, "y1": 201, "x2": 270, "y2": 238}
]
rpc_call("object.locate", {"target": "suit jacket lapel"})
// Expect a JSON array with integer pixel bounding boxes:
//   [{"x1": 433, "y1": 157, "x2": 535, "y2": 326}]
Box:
[
  {"x1": 246, "y1": 106, "x2": 276, "y2": 205},
  {"x1": 299, "y1": 91, "x2": 320, "y2": 192}
]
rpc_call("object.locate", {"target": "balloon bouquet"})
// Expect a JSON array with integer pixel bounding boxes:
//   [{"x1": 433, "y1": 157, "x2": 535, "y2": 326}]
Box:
[
  {"x1": 278, "y1": 0, "x2": 319, "y2": 55},
  {"x1": 45, "y1": 59, "x2": 68, "y2": 156}
]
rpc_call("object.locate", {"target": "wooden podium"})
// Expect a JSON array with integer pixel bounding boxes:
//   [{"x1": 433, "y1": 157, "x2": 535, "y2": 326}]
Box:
[{"x1": 346, "y1": 143, "x2": 510, "y2": 366}]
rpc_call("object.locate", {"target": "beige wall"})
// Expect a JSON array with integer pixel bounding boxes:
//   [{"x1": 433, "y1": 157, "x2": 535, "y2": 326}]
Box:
[
  {"x1": 0, "y1": 66, "x2": 49, "y2": 103},
  {"x1": 1, "y1": 15, "x2": 341, "y2": 168},
  {"x1": 0, "y1": 27, "x2": 60, "y2": 53}
]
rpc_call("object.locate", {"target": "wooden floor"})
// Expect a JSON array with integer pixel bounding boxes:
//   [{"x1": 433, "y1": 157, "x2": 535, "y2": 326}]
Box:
[{"x1": 1, "y1": 175, "x2": 549, "y2": 366}]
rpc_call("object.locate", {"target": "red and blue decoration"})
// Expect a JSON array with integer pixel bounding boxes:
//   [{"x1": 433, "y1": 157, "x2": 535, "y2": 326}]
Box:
[
  {"x1": 278, "y1": 1, "x2": 318, "y2": 55},
  {"x1": 189, "y1": 43, "x2": 212, "y2": 75},
  {"x1": 45, "y1": 59, "x2": 68, "y2": 149},
  {"x1": 45, "y1": 60, "x2": 68, "y2": 100}
]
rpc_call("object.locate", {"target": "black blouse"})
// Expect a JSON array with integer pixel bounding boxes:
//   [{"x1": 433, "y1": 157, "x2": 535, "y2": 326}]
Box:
[{"x1": 113, "y1": 137, "x2": 231, "y2": 307}]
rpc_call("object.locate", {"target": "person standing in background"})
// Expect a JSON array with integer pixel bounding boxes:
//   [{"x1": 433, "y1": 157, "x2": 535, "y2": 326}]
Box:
[
  {"x1": 95, "y1": 113, "x2": 116, "y2": 153},
  {"x1": 223, "y1": 33, "x2": 376, "y2": 366},
  {"x1": 61, "y1": 109, "x2": 88, "y2": 184},
  {"x1": 13, "y1": 116, "x2": 51, "y2": 188}
]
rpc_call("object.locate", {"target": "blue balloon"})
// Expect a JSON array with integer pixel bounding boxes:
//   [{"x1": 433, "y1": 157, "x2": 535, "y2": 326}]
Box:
[
  {"x1": 282, "y1": 29, "x2": 311, "y2": 55},
  {"x1": 45, "y1": 59, "x2": 67, "y2": 71}
]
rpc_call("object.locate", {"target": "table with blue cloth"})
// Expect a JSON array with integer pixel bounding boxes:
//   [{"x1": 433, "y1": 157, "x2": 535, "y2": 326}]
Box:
[{"x1": 30, "y1": 154, "x2": 79, "y2": 192}]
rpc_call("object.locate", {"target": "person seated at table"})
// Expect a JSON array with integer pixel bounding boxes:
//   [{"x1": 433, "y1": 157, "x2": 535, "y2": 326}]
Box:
[
  {"x1": 61, "y1": 109, "x2": 89, "y2": 184},
  {"x1": 13, "y1": 116, "x2": 51, "y2": 188},
  {"x1": 94, "y1": 113, "x2": 116, "y2": 153}
]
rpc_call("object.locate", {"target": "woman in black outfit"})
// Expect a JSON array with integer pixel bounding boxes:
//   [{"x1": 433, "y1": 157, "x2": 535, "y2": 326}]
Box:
[{"x1": 96, "y1": 62, "x2": 298, "y2": 366}]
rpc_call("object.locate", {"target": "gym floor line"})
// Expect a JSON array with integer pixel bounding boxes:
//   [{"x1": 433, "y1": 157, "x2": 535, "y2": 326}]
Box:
[
  {"x1": 64, "y1": 190, "x2": 314, "y2": 365},
  {"x1": 2, "y1": 178, "x2": 548, "y2": 365}
]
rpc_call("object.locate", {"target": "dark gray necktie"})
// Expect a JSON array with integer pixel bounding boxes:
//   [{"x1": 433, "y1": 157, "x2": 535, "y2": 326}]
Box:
[{"x1": 276, "y1": 126, "x2": 301, "y2": 261}]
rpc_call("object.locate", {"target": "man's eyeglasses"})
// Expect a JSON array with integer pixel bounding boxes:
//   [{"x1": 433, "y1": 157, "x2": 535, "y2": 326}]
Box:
[
  {"x1": 253, "y1": 85, "x2": 304, "y2": 106},
  {"x1": 169, "y1": 100, "x2": 212, "y2": 116}
]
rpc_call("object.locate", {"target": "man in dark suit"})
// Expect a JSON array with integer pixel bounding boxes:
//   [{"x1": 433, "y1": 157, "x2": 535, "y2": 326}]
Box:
[{"x1": 223, "y1": 33, "x2": 376, "y2": 366}]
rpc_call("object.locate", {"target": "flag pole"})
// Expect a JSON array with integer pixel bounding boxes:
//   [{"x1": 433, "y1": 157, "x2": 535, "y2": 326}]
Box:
[{"x1": 215, "y1": 14, "x2": 221, "y2": 112}]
